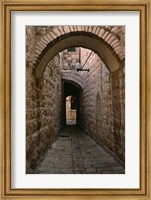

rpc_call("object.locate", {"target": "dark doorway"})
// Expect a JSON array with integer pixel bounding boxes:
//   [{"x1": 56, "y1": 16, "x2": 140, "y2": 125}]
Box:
[
  {"x1": 66, "y1": 95, "x2": 77, "y2": 125},
  {"x1": 63, "y1": 81, "x2": 82, "y2": 126}
]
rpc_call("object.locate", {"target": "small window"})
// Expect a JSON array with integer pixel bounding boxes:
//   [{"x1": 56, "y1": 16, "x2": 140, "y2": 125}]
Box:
[{"x1": 68, "y1": 47, "x2": 76, "y2": 52}]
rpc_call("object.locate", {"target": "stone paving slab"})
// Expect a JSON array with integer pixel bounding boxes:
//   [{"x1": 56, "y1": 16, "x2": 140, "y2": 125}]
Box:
[{"x1": 33, "y1": 125, "x2": 125, "y2": 174}]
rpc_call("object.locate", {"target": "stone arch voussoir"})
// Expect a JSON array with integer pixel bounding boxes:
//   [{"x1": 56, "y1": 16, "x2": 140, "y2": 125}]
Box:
[
  {"x1": 61, "y1": 71, "x2": 84, "y2": 90},
  {"x1": 34, "y1": 26, "x2": 125, "y2": 79},
  {"x1": 34, "y1": 26, "x2": 124, "y2": 64}
]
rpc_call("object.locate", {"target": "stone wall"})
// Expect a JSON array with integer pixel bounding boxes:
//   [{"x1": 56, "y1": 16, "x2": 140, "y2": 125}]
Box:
[
  {"x1": 61, "y1": 48, "x2": 80, "y2": 70},
  {"x1": 26, "y1": 55, "x2": 63, "y2": 172},
  {"x1": 78, "y1": 48, "x2": 125, "y2": 162},
  {"x1": 112, "y1": 66, "x2": 125, "y2": 160}
]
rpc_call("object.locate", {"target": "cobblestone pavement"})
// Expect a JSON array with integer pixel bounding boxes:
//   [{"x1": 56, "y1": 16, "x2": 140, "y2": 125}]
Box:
[{"x1": 33, "y1": 125, "x2": 125, "y2": 174}]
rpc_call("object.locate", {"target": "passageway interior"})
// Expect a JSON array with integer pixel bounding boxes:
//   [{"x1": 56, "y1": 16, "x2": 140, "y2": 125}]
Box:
[
  {"x1": 33, "y1": 126, "x2": 124, "y2": 174},
  {"x1": 64, "y1": 81, "x2": 81, "y2": 126},
  {"x1": 26, "y1": 26, "x2": 125, "y2": 174}
]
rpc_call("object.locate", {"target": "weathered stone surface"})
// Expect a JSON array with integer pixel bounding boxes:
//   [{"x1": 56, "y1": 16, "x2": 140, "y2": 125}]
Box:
[
  {"x1": 31, "y1": 25, "x2": 125, "y2": 70},
  {"x1": 26, "y1": 26, "x2": 125, "y2": 173},
  {"x1": 26, "y1": 53, "x2": 64, "y2": 172},
  {"x1": 76, "y1": 48, "x2": 125, "y2": 161},
  {"x1": 32, "y1": 126, "x2": 124, "y2": 174}
]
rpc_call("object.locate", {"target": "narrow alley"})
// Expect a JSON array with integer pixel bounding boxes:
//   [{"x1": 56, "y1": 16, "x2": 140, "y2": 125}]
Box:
[
  {"x1": 33, "y1": 125, "x2": 124, "y2": 174},
  {"x1": 26, "y1": 26, "x2": 125, "y2": 174}
]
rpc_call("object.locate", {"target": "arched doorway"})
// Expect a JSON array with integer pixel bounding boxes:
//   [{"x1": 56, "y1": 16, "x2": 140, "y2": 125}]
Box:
[
  {"x1": 63, "y1": 80, "x2": 82, "y2": 127},
  {"x1": 66, "y1": 95, "x2": 77, "y2": 125}
]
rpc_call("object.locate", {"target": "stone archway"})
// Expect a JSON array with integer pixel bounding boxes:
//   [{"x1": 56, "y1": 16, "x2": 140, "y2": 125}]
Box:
[
  {"x1": 63, "y1": 80, "x2": 82, "y2": 126},
  {"x1": 33, "y1": 26, "x2": 125, "y2": 79},
  {"x1": 61, "y1": 71, "x2": 84, "y2": 90}
]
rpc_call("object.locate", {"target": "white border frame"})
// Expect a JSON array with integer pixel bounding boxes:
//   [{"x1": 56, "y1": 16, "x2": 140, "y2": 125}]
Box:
[{"x1": 11, "y1": 11, "x2": 140, "y2": 189}]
